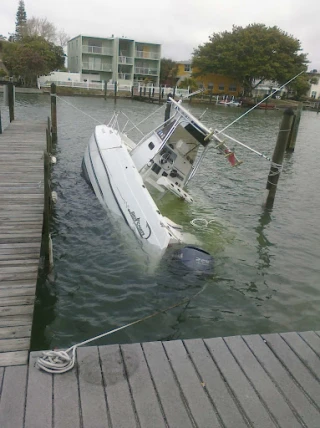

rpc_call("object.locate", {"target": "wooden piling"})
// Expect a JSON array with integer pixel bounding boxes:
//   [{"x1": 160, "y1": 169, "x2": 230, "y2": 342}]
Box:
[
  {"x1": 286, "y1": 103, "x2": 302, "y2": 152},
  {"x1": 43, "y1": 151, "x2": 51, "y2": 264},
  {"x1": 104, "y1": 80, "x2": 107, "y2": 100},
  {"x1": 131, "y1": 85, "x2": 134, "y2": 99},
  {"x1": 114, "y1": 82, "x2": 117, "y2": 99},
  {"x1": 164, "y1": 93, "x2": 172, "y2": 121},
  {"x1": 46, "y1": 117, "x2": 52, "y2": 154},
  {"x1": 0, "y1": 109, "x2": 2, "y2": 134},
  {"x1": 50, "y1": 83, "x2": 57, "y2": 145},
  {"x1": 7, "y1": 82, "x2": 14, "y2": 122},
  {"x1": 265, "y1": 108, "x2": 295, "y2": 208}
]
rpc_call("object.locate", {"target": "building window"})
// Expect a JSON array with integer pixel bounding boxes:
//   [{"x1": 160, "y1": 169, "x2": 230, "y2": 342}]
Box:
[
  {"x1": 148, "y1": 142, "x2": 155, "y2": 150},
  {"x1": 311, "y1": 91, "x2": 317, "y2": 99},
  {"x1": 229, "y1": 84, "x2": 237, "y2": 92},
  {"x1": 218, "y1": 83, "x2": 225, "y2": 91},
  {"x1": 184, "y1": 64, "x2": 191, "y2": 72}
]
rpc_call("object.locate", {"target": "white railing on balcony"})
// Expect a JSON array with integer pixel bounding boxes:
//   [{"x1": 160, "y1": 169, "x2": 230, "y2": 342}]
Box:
[
  {"x1": 82, "y1": 46, "x2": 113, "y2": 55},
  {"x1": 118, "y1": 73, "x2": 132, "y2": 80},
  {"x1": 118, "y1": 56, "x2": 133, "y2": 65},
  {"x1": 135, "y1": 51, "x2": 160, "y2": 60},
  {"x1": 82, "y1": 62, "x2": 113, "y2": 72},
  {"x1": 134, "y1": 67, "x2": 158, "y2": 75}
]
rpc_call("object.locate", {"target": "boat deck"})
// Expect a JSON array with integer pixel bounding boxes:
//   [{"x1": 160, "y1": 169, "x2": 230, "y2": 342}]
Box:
[{"x1": 1, "y1": 331, "x2": 320, "y2": 427}]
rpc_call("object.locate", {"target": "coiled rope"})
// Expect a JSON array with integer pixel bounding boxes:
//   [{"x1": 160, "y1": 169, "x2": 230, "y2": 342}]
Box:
[
  {"x1": 37, "y1": 285, "x2": 207, "y2": 374},
  {"x1": 190, "y1": 218, "x2": 216, "y2": 228}
]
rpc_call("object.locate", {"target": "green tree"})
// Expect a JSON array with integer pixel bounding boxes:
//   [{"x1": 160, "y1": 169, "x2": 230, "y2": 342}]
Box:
[
  {"x1": 192, "y1": 24, "x2": 308, "y2": 96},
  {"x1": 287, "y1": 74, "x2": 311, "y2": 100},
  {"x1": 15, "y1": 0, "x2": 27, "y2": 41},
  {"x1": 178, "y1": 77, "x2": 198, "y2": 91},
  {"x1": 3, "y1": 36, "x2": 65, "y2": 86},
  {"x1": 160, "y1": 58, "x2": 178, "y2": 86}
]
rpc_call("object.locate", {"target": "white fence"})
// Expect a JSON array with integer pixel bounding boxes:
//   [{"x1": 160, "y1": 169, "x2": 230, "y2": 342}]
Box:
[{"x1": 37, "y1": 80, "x2": 190, "y2": 97}]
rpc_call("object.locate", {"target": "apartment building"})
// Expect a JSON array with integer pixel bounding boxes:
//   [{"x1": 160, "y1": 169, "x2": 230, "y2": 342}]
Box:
[{"x1": 67, "y1": 35, "x2": 161, "y2": 86}]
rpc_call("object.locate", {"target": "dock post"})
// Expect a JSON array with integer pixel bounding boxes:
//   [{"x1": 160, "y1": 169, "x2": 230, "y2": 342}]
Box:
[
  {"x1": 7, "y1": 82, "x2": 15, "y2": 122},
  {"x1": 46, "y1": 117, "x2": 52, "y2": 154},
  {"x1": 0, "y1": 109, "x2": 2, "y2": 134},
  {"x1": 51, "y1": 83, "x2": 57, "y2": 145},
  {"x1": 131, "y1": 85, "x2": 134, "y2": 99},
  {"x1": 158, "y1": 85, "x2": 161, "y2": 104},
  {"x1": 164, "y1": 93, "x2": 172, "y2": 121},
  {"x1": 265, "y1": 108, "x2": 295, "y2": 208},
  {"x1": 139, "y1": 87, "x2": 142, "y2": 99},
  {"x1": 286, "y1": 103, "x2": 302, "y2": 152},
  {"x1": 43, "y1": 151, "x2": 51, "y2": 265},
  {"x1": 114, "y1": 82, "x2": 117, "y2": 99},
  {"x1": 148, "y1": 88, "x2": 151, "y2": 100},
  {"x1": 104, "y1": 80, "x2": 107, "y2": 100}
]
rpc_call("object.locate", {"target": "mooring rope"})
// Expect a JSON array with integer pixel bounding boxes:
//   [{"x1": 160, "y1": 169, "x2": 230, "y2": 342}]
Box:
[
  {"x1": 36, "y1": 285, "x2": 207, "y2": 374},
  {"x1": 56, "y1": 95, "x2": 102, "y2": 124},
  {"x1": 267, "y1": 161, "x2": 283, "y2": 185}
]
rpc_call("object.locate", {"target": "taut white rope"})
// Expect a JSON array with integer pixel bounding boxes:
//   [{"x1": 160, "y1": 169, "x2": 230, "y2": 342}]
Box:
[{"x1": 37, "y1": 285, "x2": 207, "y2": 374}]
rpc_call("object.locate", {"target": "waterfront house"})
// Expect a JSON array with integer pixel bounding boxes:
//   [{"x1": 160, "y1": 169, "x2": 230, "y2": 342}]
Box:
[{"x1": 176, "y1": 60, "x2": 242, "y2": 95}]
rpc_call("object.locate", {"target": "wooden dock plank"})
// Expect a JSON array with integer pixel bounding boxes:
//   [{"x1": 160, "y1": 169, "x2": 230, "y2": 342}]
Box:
[
  {"x1": 299, "y1": 331, "x2": 320, "y2": 355},
  {"x1": 121, "y1": 343, "x2": 166, "y2": 428},
  {"x1": 142, "y1": 341, "x2": 194, "y2": 428},
  {"x1": 163, "y1": 339, "x2": 221, "y2": 428},
  {"x1": 244, "y1": 334, "x2": 320, "y2": 427},
  {"x1": 0, "y1": 325, "x2": 32, "y2": 339},
  {"x1": 262, "y1": 333, "x2": 320, "y2": 406},
  {"x1": 0, "y1": 338, "x2": 30, "y2": 352},
  {"x1": 99, "y1": 344, "x2": 138, "y2": 428},
  {"x1": 0, "y1": 315, "x2": 32, "y2": 327},
  {"x1": 54, "y1": 359, "x2": 81, "y2": 428},
  {"x1": 77, "y1": 346, "x2": 110, "y2": 428},
  {"x1": 184, "y1": 338, "x2": 249, "y2": 428},
  {"x1": 0, "y1": 350, "x2": 28, "y2": 366},
  {"x1": 0, "y1": 331, "x2": 319, "y2": 427},
  {"x1": 25, "y1": 352, "x2": 52, "y2": 428},
  {"x1": 0, "y1": 366, "x2": 27, "y2": 428},
  {"x1": 0, "y1": 305, "x2": 34, "y2": 317},
  {"x1": 225, "y1": 335, "x2": 301, "y2": 428},
  {"x1": 204, "y1": 337, "x2": 276, "y2": 428},
  {"x1": 281, "y1": 332, "x2": 320, "y2": 380},
  {"x1": 0, "y1": 287, "x2": 35, "y2": 298}
]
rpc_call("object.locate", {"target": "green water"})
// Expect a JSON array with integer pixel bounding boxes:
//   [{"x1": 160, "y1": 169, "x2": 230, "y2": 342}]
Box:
[{"x1": 2, "y1": 94, "x2": 319, "y2": 350}]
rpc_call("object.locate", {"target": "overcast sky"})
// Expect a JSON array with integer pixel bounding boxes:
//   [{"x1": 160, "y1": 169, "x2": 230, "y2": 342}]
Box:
[{"x1": 1, "y1": 0, "x2": 319, "y2": 70}]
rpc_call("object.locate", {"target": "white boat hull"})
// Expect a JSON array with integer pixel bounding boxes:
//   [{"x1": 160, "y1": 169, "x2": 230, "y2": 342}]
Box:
[{"x1": 82, "y1": 125, "x2": 181, "y2": 259}]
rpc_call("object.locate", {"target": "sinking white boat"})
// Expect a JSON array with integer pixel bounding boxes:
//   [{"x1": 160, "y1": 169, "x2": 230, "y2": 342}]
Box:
[{"x1": 82, "y1": 97, "x2": 240, "y2": 265}]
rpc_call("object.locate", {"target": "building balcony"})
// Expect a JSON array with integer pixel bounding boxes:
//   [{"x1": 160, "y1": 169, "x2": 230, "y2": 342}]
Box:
[
  {"x1": 118, "y1": 56, "x2": 133, "y2": 65},
  {"x1": 82, "y1": 46, "x2": 113, "y2": 56},
  {"x1": 118, "y1": 73, "x2": 132, "y2": 80},
  {"x1": 82, "y1": 62, "x2": 113, "y2": 72},
  {"x1": 134, "y1": 67, "x2": 158, "y2": 76},
  {"x1": 135, "y1": 51, "x2": 160, "y2": 60}
]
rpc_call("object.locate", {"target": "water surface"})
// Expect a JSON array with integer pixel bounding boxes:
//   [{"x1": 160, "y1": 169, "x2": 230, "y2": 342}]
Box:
[{"x1": 2, "y1": 94, "x2": 319, "y2": 350}]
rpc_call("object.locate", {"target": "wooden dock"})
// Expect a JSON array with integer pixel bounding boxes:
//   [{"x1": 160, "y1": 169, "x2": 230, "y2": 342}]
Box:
[
  {"x1": 0, "y1": 331, "x2": 319, "y2": 427},
  {"x1": 0, "y1": 120, "x2": 46, "y2": 367}
]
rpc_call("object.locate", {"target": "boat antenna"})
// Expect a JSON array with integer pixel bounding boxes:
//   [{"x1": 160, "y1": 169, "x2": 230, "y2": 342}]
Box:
[{"x1": 215, "y1": 70, "x2": 305, "y2": 136}]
